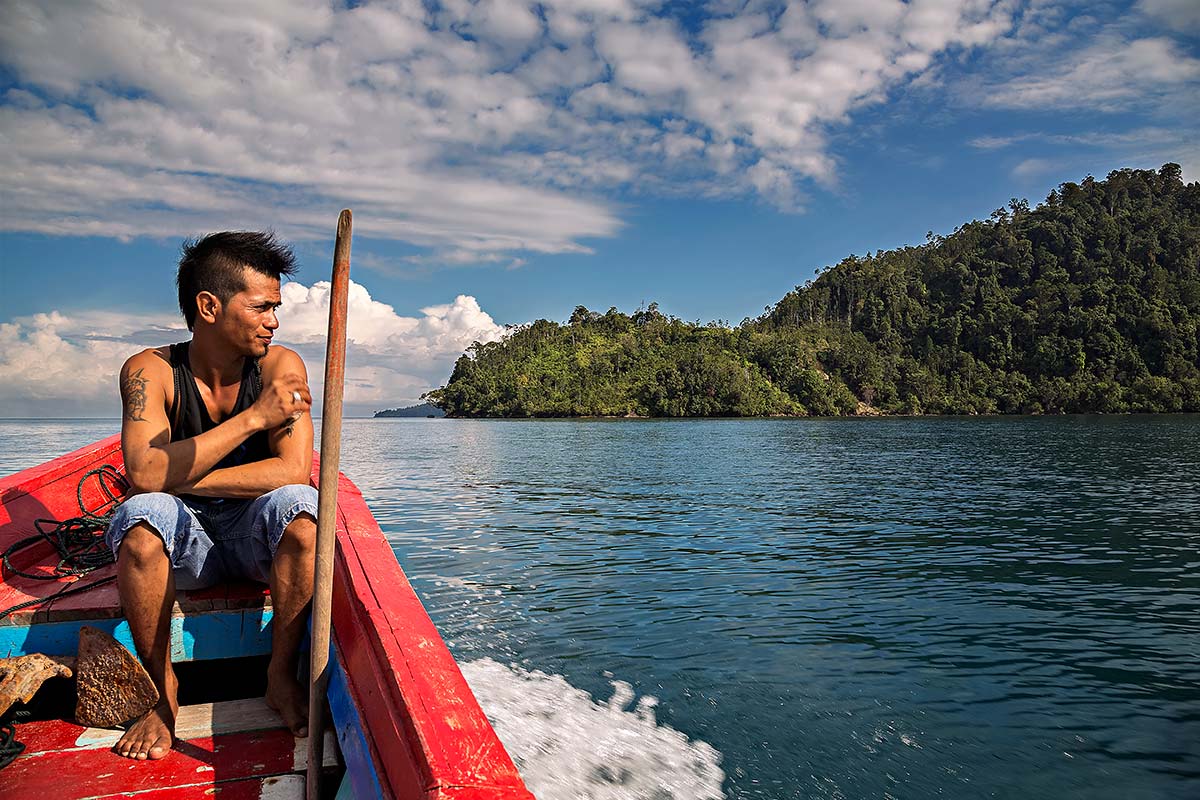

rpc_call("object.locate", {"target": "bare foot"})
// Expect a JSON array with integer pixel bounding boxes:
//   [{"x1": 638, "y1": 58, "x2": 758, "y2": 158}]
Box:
[
  {"x1": 114, "y1": 698, "x2": 176, "y2": 760},
  {"x1": 265, "y1": 669, "x2": 309, "y2": 737}
]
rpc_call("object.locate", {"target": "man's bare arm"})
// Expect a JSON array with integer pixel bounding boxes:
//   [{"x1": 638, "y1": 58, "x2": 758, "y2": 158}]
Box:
[
  {"x1": 177, "y1": 348, "x2": 315, "y2": 498},
  {"x1": 119, "y1": 350, "x2": 304, "y2": 495},
  {"x1": 121, "y1": 367, "x2": 150, "y2": 421}
]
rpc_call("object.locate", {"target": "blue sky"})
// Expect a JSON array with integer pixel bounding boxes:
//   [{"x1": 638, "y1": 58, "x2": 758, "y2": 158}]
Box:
[{"x1": 1, "y1": 0, "x2": 1198, "y2": 416}]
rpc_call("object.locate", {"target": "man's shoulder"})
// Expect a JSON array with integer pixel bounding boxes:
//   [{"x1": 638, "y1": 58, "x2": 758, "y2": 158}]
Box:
[
  {"x1": 119, "y1": 347, "x2": 174, "y2": 421},
  {"x1": 122, "y1": 346, "x2": 173, "y2": 378},
  {"x1": 260, "y1": 344, "x2": 306, "y2": 375}
]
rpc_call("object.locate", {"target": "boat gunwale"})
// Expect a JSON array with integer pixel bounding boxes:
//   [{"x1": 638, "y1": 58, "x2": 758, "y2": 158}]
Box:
[{"x1": 1, "y1": 436, "x2": 532, "y2": 799}]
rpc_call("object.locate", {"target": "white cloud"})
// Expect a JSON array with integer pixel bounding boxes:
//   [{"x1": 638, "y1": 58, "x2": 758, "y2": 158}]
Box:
[
  {"x1": 463, "y1": 0, "x2": 545, "y2": 56},
  {"x1": 274, "y1": 280, "x2": 509, "y2": 414},
  {"x1": 981, "y1": 35, "x2": 1200, "y2": 110},
  {"x1": 970, "y1": 134, "x2": 1021, "y2": 150},
  {"x1": 971, "y1": 127, "x2": 1187, "y2": 152},
  {"x1": 0, "y1": 0, "x2": 1021, "y2": 250},
  {"x1": 949, "y1": 7, "x2": 1198, "y2": 179},
  {"x1": 11, "y1": 1, "x2": 1188, "y2": 256},
  {"x1": 967, "y1": 127, "x2": 1199, "y2": 183},
  {"x1": 1138, "y1": 0, "x2": 1200, "y2": 32},
  {"x1": 0, "y1": 283, "x2": 507, "y2": 418},
  {"x1": 0, "y1": 311, "x2": 187, "y2": 417},
  {"x1": 0, "y1": 0, "x2": 619, "y2": 259},
  {"x1": 1012, "y1": 157, "x2": 1056, "y2": 178}
]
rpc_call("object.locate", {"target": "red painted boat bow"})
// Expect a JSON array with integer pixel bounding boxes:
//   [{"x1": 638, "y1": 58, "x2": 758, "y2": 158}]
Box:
[
  {"x1": 320, "y1": 459, "x2": 532, "y2": 799},
  {"x1": 0, "y1": 437, "x2": 533, "y2": 799}
]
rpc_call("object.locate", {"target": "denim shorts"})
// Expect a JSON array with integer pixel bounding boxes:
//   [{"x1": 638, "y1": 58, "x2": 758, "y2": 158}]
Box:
[{"x1": 106, "y1": 485, "x2": 318, "y2": 590}]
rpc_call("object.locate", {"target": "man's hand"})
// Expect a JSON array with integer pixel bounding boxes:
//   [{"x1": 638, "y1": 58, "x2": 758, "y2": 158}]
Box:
[{"x1": 251, "y1": 373, "x2": 312, "y2": 431}]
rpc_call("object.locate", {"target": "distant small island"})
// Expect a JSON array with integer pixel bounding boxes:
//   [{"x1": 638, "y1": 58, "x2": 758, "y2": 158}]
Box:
[{"x1": 374, "y1": 403, "x2": 445, "y2": 418}]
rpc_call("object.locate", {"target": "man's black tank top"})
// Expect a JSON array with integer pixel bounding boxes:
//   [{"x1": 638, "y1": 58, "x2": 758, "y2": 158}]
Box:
[{"x1": 168, "y1": 342, "x2": 271, "y2": 532}]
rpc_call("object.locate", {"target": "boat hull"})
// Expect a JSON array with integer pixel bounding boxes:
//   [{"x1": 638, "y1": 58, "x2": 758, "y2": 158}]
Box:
[{"x1": 0, "y1": 436, "x2": 532, "y2": 799}]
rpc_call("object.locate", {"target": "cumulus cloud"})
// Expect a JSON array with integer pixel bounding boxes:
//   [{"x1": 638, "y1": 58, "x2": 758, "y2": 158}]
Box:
[
  {"x1": 0, "y1": 311, "x2": 187, "y2": 417},
  {"x1": 276, "y1": 279, "x2": 507, "y2": 412},
  {"x1": 0, "y1": 0, "x2": 619, "y2": 259},
  {"x1": 0, "y1": 0, "x2": 1020, "y2": 251},
  {"x1": 6, "y1": 0, "x2": 1190, "y2": 269},
  {"x1": 0, "y1": 281, "x2": 506, "y2": 418}
]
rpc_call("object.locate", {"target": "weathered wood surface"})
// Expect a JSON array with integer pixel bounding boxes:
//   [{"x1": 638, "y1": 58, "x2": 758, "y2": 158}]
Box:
[
  {"x1": 0, "y1": 435, "x2": 123, "y2": 626},
  {"x1": 20, "y1": 697, "x2": 300, "y2": 755},
  {"x1": 326, "y1": 645, "x2": 385, "y2": 800},
  {"x1": 5, "y1": 697, "x2": 335, "y2": 799},
  {"x1": 308, "y1": 206, "x2": 352, "y2": 800},
  {"x1": 1, "y1": 606, "x2": 276, "y2": 662},
  {"x1": 75, "y1": 774, "x2": 305, "y2": 799}
]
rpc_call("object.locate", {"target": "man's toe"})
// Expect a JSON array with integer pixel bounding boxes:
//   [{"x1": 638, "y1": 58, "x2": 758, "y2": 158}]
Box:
[{"x1": 130, "y1": 732, "x2": 153, "y2": 759}]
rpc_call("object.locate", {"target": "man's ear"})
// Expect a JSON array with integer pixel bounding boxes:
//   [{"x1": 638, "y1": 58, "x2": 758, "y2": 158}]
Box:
[{"x1": 195, "y1": 291, "x2": 221, "y2": 324}]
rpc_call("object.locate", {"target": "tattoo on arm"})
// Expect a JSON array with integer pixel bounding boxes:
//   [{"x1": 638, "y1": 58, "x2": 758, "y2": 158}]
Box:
[
  {"x1": 122, "y1": 367, "x2": 148, "y2": 422},
  {"x1": 284, "y1": 417, "x2": 295, "y2": 438}
]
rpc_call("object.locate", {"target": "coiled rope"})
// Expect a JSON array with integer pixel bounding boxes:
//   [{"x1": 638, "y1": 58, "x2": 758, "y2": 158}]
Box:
[
  {"x1": 0, "y1": 717, "x2": 24, "y2": 770},
  {"x1": 0, "y1": 465, "x2": 129, "y2": 770},
  {"x1": 0, "y1": 465, "x2": 128, "y2": 621}
]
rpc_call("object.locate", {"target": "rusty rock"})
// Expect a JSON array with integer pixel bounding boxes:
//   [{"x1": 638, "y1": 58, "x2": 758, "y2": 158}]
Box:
[
  {"x1": 0, "y1": 653, "x2": 74, "y2": 717},
  {"x1": 75, "y1": 626, "x2": 159, "y2": 728}
]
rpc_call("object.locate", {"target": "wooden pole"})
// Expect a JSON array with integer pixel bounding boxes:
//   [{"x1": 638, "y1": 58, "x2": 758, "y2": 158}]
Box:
[{"x1": 307, "y1": 209, "x2": 352, "y2": 800}]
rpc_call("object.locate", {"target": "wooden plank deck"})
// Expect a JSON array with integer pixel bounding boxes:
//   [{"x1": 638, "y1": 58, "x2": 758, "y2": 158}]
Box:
[
  {"x1": 0, "y1": 435, "x2": 123, "y2": 631},
  {"x1": 4, "y1": 697, "x2": 335, "y2": 800},
  {"x1": 82, "y1": 775, "x2": 305, "y2": 799}
]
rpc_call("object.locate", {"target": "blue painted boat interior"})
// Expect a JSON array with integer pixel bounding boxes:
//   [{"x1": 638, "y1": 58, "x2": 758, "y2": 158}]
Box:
[
  {"x1": 327, "y1": 646, "x2": 383, "y2": 800},
  {"x1": 0, "y1": 608, "x2": 275, "y2": 661}
]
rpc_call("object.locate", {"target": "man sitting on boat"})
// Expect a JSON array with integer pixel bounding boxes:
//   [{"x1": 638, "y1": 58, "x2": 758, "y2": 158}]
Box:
[{"x1": 105, "y1": 231, "x2": 318, "y2": 760}]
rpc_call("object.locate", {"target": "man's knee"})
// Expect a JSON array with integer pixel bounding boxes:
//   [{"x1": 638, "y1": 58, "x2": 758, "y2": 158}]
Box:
[
  {"x1": 109, "y1": 492, "x2": 177, "y2": 563},
  {"x1": 260, "y1": 484, "x2": 318, "y2": 554},
  {"x1": 281, "y1": 511, "x2": 316, "y2": 550},
  {"x1": 118, "y1": 522, "x2": 169, "y2": 566}
]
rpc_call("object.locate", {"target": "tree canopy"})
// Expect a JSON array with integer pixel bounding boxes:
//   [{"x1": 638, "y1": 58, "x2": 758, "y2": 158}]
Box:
[{"x1": 425, "y1": 165, "x2": 1200, "y2": 417}]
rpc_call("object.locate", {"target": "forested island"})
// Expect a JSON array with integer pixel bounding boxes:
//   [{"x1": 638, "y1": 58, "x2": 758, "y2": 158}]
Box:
[
  {"x1": 374, "y1": 403, "x2": 445, "y2": 418},
  {"x1": 425, "y1": 165, "x2": 1199, "y2": 417}
]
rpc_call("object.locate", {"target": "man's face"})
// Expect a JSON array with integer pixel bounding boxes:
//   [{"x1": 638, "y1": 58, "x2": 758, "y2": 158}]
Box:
[{"x1": 217, "y1": 268, "x2": 282, "y2": 358}]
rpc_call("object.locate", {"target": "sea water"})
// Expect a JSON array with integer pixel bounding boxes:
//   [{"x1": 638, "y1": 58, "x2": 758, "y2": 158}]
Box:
[{"x1": 3, "y1": 416, "x2": 1198, "y2": 799}]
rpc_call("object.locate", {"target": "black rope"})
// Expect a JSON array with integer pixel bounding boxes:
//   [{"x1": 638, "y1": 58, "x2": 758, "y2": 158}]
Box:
[
  {"x1": 0, "y1": 465, "x2": 128, "y2": 621},
  {"x1": 0, "y1": 718, "x2": 24, "y2": 771},
  {"x1": 0, "y1": 574, "x2": 119, "y2": 622}
]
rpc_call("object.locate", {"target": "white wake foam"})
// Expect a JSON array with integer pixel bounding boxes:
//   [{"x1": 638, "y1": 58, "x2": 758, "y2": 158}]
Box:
[{"x1": 460, "y1": 658, "x2": 726, "y2": 799}]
